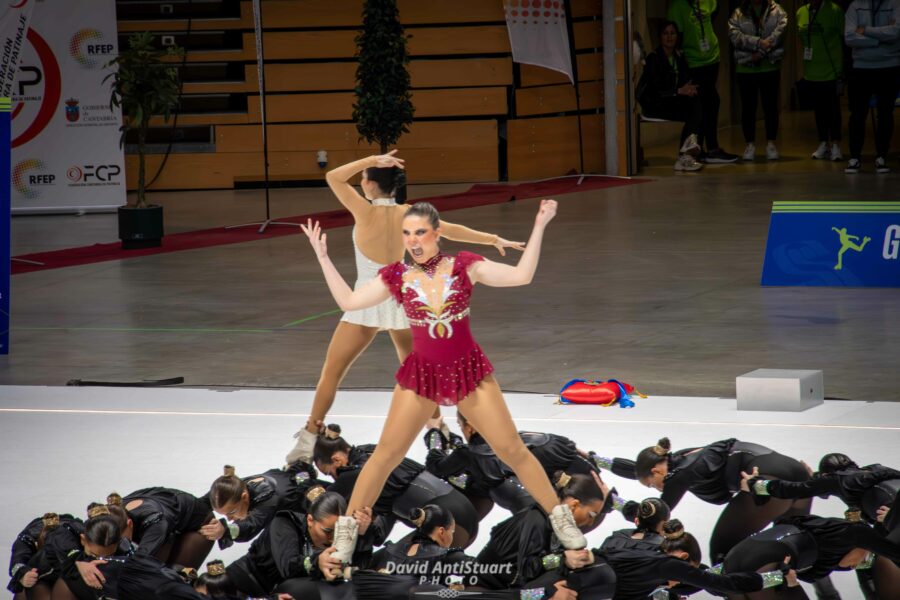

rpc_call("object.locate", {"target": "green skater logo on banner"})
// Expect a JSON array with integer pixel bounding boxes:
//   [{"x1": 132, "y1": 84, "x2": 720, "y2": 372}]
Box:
[{"x1": 762, "y1": 202, "x2": 900, "y2": 287}]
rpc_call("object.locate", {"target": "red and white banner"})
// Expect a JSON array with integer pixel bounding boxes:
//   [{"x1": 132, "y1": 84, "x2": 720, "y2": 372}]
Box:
[
  {"x1": 0, "y1": 0, "x2": 36, "y2": 98},
  {"x1": 11, "y1": 0, "x2": 124, "y2": 213},
  {"x1": 504, "y1": 0, "x2": 574, "y2": 84}
]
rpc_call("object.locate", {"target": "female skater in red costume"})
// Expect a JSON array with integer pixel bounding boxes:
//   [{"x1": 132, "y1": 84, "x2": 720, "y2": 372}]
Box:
[{"x1": 299, "y1": 199, "x2": 589, "y2": 566}]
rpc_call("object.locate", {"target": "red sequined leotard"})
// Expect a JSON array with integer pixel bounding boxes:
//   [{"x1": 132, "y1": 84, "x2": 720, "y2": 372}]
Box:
[{"x1": 378, "y1": 251, "x2": 493, "y2": 405}]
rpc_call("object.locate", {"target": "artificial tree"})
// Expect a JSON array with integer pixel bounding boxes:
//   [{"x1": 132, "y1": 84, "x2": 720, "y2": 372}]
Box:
[{"x1": 352, "y1": 0, "x2": 414, "y2": 153}]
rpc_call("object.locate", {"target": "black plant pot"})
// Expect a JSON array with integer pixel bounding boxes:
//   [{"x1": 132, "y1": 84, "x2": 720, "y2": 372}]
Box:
[{"x1": 118, "y1": 205, "x2": 164, "y2": 249}]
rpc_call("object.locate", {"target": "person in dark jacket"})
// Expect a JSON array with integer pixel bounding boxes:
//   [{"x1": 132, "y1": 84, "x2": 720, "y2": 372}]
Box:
[{"x1": 637, "y1": 20, "x2": 705, "y2": 171}]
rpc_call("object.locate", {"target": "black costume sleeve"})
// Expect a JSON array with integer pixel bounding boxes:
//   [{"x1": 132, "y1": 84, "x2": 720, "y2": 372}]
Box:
[
  {"x1": 851, "y1": 525, "x2": 900, "y2": 562},
  {"x1": 517, "y1": 516, "x2": 558, "y2": 584},
  {"x1": 9, "y1": 522, "x2": 40, "y2": 577},
  {"x1": 268, "y1": 518, "x2": 312, "y2": 580},
  {"x1": 758, "y1": 476, "x2": 841, "y2": 500},
  {"x1": 661, "y1": 452, "x2": 713, "y2": 510},
  {"x1": 637, "y1": 51, "x2": 678, "y2": 105},
  {"x1": 426, "y1": 447, "x2": 471, "y2": 480},
  {"x1": 134, "y1": 512, "x2": 173, "y2": 557},
  {"x1": 658, "y1": 557, "x2": 763, "y2": 594}
]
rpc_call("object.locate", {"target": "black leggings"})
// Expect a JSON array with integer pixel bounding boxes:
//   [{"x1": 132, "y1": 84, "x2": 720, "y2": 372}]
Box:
[
  {"x1": 738, "y1": 70, "x2": 781, "y2": 143},
  {"x1": 226, "y1": 558, "x2": 269, "y2": 597},
  {"x1": 809, "y1": 79, "x2": 842, "y2": 142},
  {"x1": 848, "y1": 66, "x2": 900, "y2": 159},
  {"x1": 691, "y1": 62, "x2": 723, "y2": 151},
  {"x1": 275, "y1": 578, "x2": 355, "y2": 600},
  {"x1": 709, "y1": 453, "x2": 812, "y2": 565},
  {"x1": 642, "y1": 95, "x2": 704, "y2": 147}
]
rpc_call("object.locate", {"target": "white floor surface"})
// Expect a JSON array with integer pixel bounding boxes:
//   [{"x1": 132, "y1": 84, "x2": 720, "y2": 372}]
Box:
[{"x1": 1, "y1": 385, "x2": 898, "y2": 598}]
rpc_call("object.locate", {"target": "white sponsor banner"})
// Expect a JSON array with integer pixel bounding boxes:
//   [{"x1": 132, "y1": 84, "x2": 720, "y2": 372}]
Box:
[
  {"x1": 504, "y1": 0, "x2": 574, "y2": 84},
  {"x1": 11, "y1": 0, "x2": 125, "y2": 213},
  {"x1": 0, "y1": 0, "x2": 36, "y2": 97}
]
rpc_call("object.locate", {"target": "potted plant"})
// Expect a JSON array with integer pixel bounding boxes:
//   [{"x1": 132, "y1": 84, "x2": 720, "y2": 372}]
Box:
[
  {"x1": 352, "y1": 0, "x2": 414, "y2": 156},
  {"x1": 106, "y1": 32, "x2": 182, "y2": 249}
]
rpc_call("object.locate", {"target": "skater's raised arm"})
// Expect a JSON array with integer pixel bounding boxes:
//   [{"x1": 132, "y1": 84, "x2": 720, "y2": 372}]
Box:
[
  {"x1": 325, "y1": 151, "x2": 405, "y2": 218},
  {"x1": 301, "y1": 219, "x2": 391, "y2": 312},
  {"x1": 467, "y1": 199, "x2": 556, "y2": 287}
]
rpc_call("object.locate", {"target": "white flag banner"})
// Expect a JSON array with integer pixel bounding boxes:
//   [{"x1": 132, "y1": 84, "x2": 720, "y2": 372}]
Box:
[
  {"x1": 504, "y1": 0, "x2": 574, "y2": 84},
  {"x1": 11, "y1": 0, "x2": 125, "y2": 213},
  {"x1": 0, "y1": 0, "x2": 36, "y2": 98}
]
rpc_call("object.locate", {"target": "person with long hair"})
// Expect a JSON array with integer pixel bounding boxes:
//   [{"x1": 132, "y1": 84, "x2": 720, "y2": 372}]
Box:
[
  {"x1": 285, "y1": 151, "x2": 523, "y2": 465},
  {"x1": 299, "y1": 198, "x2": 588, "y2": 567}
]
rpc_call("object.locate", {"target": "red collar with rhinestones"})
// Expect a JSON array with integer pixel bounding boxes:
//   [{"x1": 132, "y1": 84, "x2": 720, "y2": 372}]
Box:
[{"x1": 409, "y1": 252, "x2": 446, "y2": 276}]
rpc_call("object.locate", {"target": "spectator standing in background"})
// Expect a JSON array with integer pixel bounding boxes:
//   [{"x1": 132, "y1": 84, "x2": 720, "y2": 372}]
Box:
[
  {"x1": 843, "y1": 0, "x2": 900, "y2": 174},
  {"x1": 667, "y1": 0, "x2": 740, "y2": 163},
  {"x1": 798, "y1": 0, "x2": 846, "y2": 161},
  {"x1": 728, "y1": 0, "x2": 789, "y2": 161}
]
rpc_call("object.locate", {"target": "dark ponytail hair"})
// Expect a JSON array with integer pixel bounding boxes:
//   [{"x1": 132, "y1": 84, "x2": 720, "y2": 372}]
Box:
[
  {"x1": 635, "y1": 498, "x2": 671, "y2": 534},
  {"x1": 404, "y1": 202, "x2": 440, "y2": 230},
  {"x1": 83, "y1": 505, "x2": 122, "y2": 548},
  {"x1": 209, "y1": 465, "x2": 246, "y2": 511},
  {"x1": 313, "y1": 424, "x2": 353, "y2": 467},
  {"x1": 308, "y1": 489, "x2": 347, "y2": 521},
  {"x1": 635, "y1": 437, "x2": 671, "y2": 479},
  {"x1": 37, "y1": 513, "x2": 60, "y2": 550},
  {"x1": 410, "y1": 504, "x2": 454, "y2": 536},
  {"x1": 364, "y1": 166, "x2": 406, "y2": 203},
  {"x1": 818, "y1": 453, "x2": 858, "y2": 475},
  {"x1": 553, "y1": 471, "x2": 605, "y2": 503},
  {"x1": 660, "y1": 519, "x2": 702, "y2": 563},
  {"x1": 197, "y1": 560, "x2": 236, "y2": 598}
]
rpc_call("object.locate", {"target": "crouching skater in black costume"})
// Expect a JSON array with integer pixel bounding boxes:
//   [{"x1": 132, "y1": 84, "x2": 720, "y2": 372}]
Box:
[
  {"x1": 119, "y1": 487, "x2": 215, "y2": 568},
  {"x1": 424, "y1": 413, "x2": 633, "y2": 522},
  {"x1": 7, "y1": 512, "x2": 79, "y2": 600},
  {"x1": 315, "y1": 424, "x2": 478, "y2": 548},
  {"x1": 51, "y1": 503, "x2": 135, "y2": 600},
  {"x1": 221, "y1": 487, "x2": 362, "y2": 600},
  {"x1": 722, "y1": 514, "x2": 900, "y2": 599},
  {"x1": 634, "y1": 437, "x2": 813, "y2": 564},
  {"x1": 741, "y1": 453, "x2": 900, "y2": 600},
  {"x1": 597, "y1": 520, "x2": 798, "y2": 600},
  {"x1": 600, "y1": 497, "x2": 670, "y2": 552},
  {"x1": 474, "y1": 472, "x2": 618, "y2": 600},
  {"x1": 202, "y1": 461, "x2": 320, "y2": 550}
]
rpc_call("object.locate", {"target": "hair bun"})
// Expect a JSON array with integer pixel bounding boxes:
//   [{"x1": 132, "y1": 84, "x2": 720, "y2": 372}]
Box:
[
  {"x1": 106, "y1": 492, "x2": 123, "y2": 506},
  {"x1": 324, "y1": 424, "x2": 342, "y2": 439},
  {"x1": 306, "y1": 486, "x2": 326, "y2": 503},
  {"x1": 663, "y1": 518, "x2": 685, "y2": 539},
  {"x1": 223, "y1": 465, "x2": 236, "y2": 477},
  {"x1": 411, "y1": 507, "x2": 426, "y2": 528},
  {"x1": 205, "y1": 560, "x2": 226, "y2": 577},
  {"x1": 653, "y1": 437, "x2": 671, "y2": 456},
  {"x1": 639, "y1": 499, "x2": 657, "y2": 518},
  {"x1": 42, "y1": 512, "x2": 60, "y2": 529},
  {"x1": 88, "y1": 505, "x2": 111, "y2": 519},
  {"x1": 845, "y1": 508, "x2": 862, "y2": 522},
  {"x1": 554, "y1": 471, "x2": 572, "y2": 490}
]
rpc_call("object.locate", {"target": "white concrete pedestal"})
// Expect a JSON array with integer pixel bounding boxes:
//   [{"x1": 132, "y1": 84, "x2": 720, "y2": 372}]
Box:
[{"x1": 736, "y1": 369, "x2": 824, "y2": 411}]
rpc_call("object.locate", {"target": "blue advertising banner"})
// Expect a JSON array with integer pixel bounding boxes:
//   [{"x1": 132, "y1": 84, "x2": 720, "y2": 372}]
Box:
[
  {"x1": 1, "y1": 97, "x2": 10, "y2": 354},
  {"x1": 761, "y1": 202, "x2": 900, "y2": 287}
]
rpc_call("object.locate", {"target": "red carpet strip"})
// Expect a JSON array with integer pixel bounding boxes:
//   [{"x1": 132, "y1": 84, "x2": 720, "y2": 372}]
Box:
[{"x1": 11, "y1": 176, "x2": 642, "y2": 275}]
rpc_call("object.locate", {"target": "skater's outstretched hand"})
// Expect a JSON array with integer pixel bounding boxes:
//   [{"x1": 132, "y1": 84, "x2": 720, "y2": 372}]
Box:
[
  {"x1": 301, "y1": 219, "x2": 328, "y2": 260},
  {"x1": 535, "y1": 199, "x2": 558, "y2": 227}
]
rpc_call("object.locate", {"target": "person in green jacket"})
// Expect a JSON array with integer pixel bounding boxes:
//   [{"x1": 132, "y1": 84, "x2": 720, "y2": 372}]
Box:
[
  {"x1": 667, "y1": 0, "x2": 740, "y2": 163},
  {"x1": 798, "y1": 0, "x2": 845, "y2": 161}
]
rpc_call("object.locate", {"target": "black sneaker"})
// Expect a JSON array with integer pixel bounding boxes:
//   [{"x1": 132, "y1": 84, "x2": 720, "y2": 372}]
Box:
[
  {"x1": 703, "y1": 148, "x2": 740, "y2": 164},
  {"x1": 844, "y1": 158, "x2": 861, "y2": 174}
]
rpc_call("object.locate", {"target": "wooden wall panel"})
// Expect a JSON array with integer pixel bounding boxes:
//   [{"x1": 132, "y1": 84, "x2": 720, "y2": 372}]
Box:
[
  {"x1": 217, "y1": 120, "x2": 497, "y2": 153},
  {"x1": 515, "y1": 80, "x2": 602, "y2": 116},
  {"x1": 507, "y1": 114, "x2": 603, "y2": 180},
  {"x1": 573, "y1": 20, "x2": 602, "y2": 49},
  {"x1": 519, "y1": 53, "x2": 602, "y2": 87},
  {"x1": 571, "y1": 0, "x2": 603, "y2": 18},
  {"x1": 119, "y1": 2, "x2": 252, "y2": 32},
  {"x1": 127, "y1": 145, "x2": 497, "y2": 189},
  {"x1": 410, "y1": 57, "x2": 512, "y2": 88},
  {"x1": 258, "y1": 31, "x2": 356, "y2": 60},
  {"x1": 408, "y1": 26, "x2": 510, "y2": 55},
  {"x1": 259, "y1": 0, "x2": 506, "y2": 28},
  {"x1": 246, "y1": 87, "x2": 506, "y2": 123}
]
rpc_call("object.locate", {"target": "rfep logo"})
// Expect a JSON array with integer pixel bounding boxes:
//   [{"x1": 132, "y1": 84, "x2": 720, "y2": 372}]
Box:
[
  {"x1": 13, "y1": 158, "x2": 54, "y2": 199},
  {"x1": 69, "y1": 28, "x2": 114, "y2": 69},
  {"x1": 67, "y1": 164, "x2": 121, "y2": 184}
]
